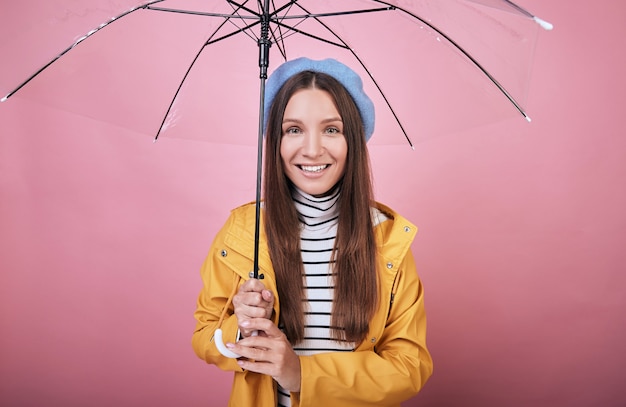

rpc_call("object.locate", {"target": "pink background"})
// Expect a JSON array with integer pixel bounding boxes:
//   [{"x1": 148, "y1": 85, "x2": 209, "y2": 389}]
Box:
[{"x1": 1, "y1": 1, "x2": 625, "y2": 406}]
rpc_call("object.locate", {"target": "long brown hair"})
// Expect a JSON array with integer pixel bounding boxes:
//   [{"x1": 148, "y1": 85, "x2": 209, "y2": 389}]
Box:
[{"x1": 263, "y1": 71, "x2": 378, "y2": 345}]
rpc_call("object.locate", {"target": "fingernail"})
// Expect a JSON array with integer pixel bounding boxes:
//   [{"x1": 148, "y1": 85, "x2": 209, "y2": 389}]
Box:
[
  {"x1": 241, "y1": 320, "x2": 250, "y2": 327},
  {"x1": 226, "y1": 343, "x2": 234, "y2": 349}
]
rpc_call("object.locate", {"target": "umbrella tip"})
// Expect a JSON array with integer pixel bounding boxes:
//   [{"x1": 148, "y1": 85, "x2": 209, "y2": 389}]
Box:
[
  {"x1": 525, "y1": 115, "x2": 532, "y2": 123},
  {"x1": 534, "y1": 16, "x2": 553, "y2": 31},
  {"x1": 1, "y1": 95, "x2": 8, "y2": 103}
]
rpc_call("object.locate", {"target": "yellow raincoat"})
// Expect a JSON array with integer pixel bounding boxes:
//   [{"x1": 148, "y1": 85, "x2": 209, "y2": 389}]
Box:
[{"x1": 192, "y1": 202, "x2": 433, "y2": 406}]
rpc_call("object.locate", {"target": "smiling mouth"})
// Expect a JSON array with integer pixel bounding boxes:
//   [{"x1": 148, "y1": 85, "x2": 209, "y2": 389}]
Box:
[{"x1": 299, "y1": 164, "x2": 329, "y2": 173}]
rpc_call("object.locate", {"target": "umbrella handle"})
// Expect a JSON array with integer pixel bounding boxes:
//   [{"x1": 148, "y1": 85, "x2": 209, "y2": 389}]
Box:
[
  {"x1": 214, "y1": 328, "x2": 241, "y2": 359},
  {"x1": 214, "y1": 328, "x2": 259, "y2": 359}
]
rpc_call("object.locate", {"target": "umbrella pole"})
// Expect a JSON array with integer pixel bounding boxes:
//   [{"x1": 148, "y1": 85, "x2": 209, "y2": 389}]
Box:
[
  {"x1": 252, "y1": 0, "x2": 272, "y2": 280},
  {"x1": 214, "y1": 2, "x2": 272, "y2": 359}
]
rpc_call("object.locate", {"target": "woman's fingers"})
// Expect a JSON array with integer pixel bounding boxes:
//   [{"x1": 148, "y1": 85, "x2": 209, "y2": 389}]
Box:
[
  {"x1": 240, "y1": 317, "x2": 279, "y2": 336},
  {"x1": 232, "y1": 276, "x2": 275, "y2": 337},
  {"x1": 226, "y1": 318, "x2": 301, "y2": 392},
  {"x1": 240, "y1": 277, "x2": 267, "y2": 294}
]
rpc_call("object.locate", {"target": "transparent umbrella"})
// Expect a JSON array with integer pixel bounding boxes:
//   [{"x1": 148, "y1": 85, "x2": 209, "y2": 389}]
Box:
[
  {"x1": 1, "y1": 0, "x2": 552, "y2": 146},
  {"x1": 0, "y1": 0, "x2": 551, "y2": 357}
]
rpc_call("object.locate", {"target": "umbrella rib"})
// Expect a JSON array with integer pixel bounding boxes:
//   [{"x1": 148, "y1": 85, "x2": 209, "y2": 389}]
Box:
[
  {"x1": 1, "y1": 0, "x2": 166, "y2": 103},
  {"x1": 223, "y1": 0, "x2": 263, "y2": 43},
  {"x1": 270, "y1": 20, "x2": 350, "y2": 49},
  {"x1": 272, "y1": 7, "x2": 396, "y2": 19},
  {"x1": 205, "y1": 20, "x2": 262, "y2": 45},
  {"x1": 153, "y1": 42, "x2": 207, "y2": 141},
  {"x1": 154, "y1": 10, "x2": 262, "y2": 140},
  {"x1": 232, "y1": 0, "x2": 305, "y2": 49},
  {"x1": 267, "y1": 0, "x2": 334, "y2": 59},
  {"x1": 370, "y1": 0, "x2": 530, "y2": 122},
  {"x1": 145, "y1": 7, "x2": 260, "y2": 20},
  {"x1": 290, "y1": 2, "x2": 414, "y2": 147},
  {"x1": 503, "y1": 0, "x2": 553, "y2": 30},
  {"x1": 267, "y1": 4, "x2": 394, "y2": 48},
  {"x1": 145, "y1": 4, "x2": 260, "y2": 19},
  {"x1": 208, "y1": 1, "x2": 276, "y2": 45},
  {"x1": 151, "y1": 0, "x2": 264, "y2": 46},
  {"x1": 224, "y1": 0, "x2": 265, "y2": 18},
  {"x1": 267, "y1": 0, "x2": 293, "y2": 60}
]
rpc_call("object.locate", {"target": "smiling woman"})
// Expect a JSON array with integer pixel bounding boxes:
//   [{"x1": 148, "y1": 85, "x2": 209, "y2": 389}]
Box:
[
  {"x1": 191, "y1": 58, "x2": 433, "y2": 407},
  {"x1": 279, "y1": 87, "x2": 348, "y2": 197}
]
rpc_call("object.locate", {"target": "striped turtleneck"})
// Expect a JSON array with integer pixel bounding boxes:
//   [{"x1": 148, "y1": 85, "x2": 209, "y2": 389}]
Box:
[
  {"x1": 277, "y1": 188, "x2": 389, "y2": 406},
  {"x1": 277, "y1": 187, "x2": 354, "y2": 407},
  {"x1": 291, "y1": 187, "x2": 355, "y2": 354}
]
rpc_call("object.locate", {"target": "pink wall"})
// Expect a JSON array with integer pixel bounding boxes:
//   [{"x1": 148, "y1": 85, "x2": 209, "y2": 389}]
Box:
[{"x1": 1, "y1": 1, "x2": 625, "y2": 406}]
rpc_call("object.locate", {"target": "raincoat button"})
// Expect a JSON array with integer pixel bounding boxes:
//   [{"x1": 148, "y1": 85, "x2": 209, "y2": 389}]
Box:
[
  {"x1": 371, "y1": 337, "x2": 376, "y2": 343},
  {"x1": 220, "y1": 250, "x2": 227, "y2": 257},
  {"x1": 387, "y1": 262, "x2": 393, "y2": 269},
  {"x1": 404, "y1": 226, "x2": 411, "y2": 232}
]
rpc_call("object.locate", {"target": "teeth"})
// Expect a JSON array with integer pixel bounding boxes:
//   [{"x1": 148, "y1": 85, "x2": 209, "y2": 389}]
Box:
[{"x1": 301, "y1": 165, "x2": 327, "y2": 172}]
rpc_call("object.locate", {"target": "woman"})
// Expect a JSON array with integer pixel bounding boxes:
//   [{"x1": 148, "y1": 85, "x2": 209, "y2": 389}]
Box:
[{"x1": 192, "y1": 57, "x2": 432, "y2": 407}]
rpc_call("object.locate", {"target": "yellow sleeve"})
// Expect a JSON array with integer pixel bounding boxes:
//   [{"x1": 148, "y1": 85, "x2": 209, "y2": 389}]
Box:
[{"x1": 191, "y1": 215, "x2": 244, "y2": 373}]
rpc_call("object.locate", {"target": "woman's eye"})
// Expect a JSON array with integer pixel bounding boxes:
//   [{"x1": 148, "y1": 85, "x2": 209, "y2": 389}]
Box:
[
  {"x1": 326, "y1": 127, "x2": 341, "y2": 134},
  {"x1": 284, "y1": 127, "x2": 301, "y2": 135}
]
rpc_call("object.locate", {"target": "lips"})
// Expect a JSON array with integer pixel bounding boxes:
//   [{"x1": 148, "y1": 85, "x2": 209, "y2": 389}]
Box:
[{"x1": 298, "y1": 164, "x2": 329, "y2": 173}]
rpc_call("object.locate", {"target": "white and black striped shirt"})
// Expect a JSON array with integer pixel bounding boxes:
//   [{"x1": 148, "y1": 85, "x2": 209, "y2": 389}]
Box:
[{"x1": 277, "y1": 189, "x2": 387, "y2": 406}]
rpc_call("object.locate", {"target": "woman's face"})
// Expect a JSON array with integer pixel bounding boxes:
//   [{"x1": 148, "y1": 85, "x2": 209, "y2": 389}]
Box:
[{"x1": 280, "y1": 88, "x2": 348, "y2": 197}]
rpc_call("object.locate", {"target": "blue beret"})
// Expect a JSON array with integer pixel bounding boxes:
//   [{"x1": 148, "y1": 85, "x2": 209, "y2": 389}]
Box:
[{"x1": 264, "y1": 57, "x2": 375, "y2": 142}]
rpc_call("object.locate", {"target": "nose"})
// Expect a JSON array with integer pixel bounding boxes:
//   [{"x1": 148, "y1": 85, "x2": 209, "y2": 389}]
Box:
[{"x1": 301, "y1": 132, "x2": 323, "y2": 158}]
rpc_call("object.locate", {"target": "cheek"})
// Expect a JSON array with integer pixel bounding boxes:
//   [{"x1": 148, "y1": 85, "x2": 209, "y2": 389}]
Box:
[
  {"x1": 336, "y1": 141, "x2": 348, "y2": 166},
  {"x1": 279, "y1": 143, "x2": 294, "y2": 175},
  {"x1": 279, "y1": 141, "x2": 288, "y2": 164},
  {"x1": 279, "y1": 138, "x2": 296, "y2": 162}
]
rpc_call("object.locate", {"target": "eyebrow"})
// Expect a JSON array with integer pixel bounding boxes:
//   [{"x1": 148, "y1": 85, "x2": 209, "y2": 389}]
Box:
[{"x1": 282, "y1": 117, "x2": 343, "y2": 125}]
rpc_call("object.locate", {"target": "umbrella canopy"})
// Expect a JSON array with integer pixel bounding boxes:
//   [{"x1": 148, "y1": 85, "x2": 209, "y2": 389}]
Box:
[
  {"x1": 1, "y1": 0, "x2": 550, "y2": 147},
  {"x1": 1, "y1": 0, "x2": 551, "y2": 348}
]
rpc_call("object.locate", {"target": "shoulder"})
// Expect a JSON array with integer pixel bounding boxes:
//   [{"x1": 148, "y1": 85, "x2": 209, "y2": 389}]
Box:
[
  {"x1": 372, "y1": 202, "x2": 417, "y2": 234},
  {"x1": 372, "y1": 201, "x2": 418, "y2": 259},
  {"x1": 229, "y1": 201, "x2": 258, "y2": 221},
  {"x1": 213, "y1": 201, "x2": 260, "y2": 244}
]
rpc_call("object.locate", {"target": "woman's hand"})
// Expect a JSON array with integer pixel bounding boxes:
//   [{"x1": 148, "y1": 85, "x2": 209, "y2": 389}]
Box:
[
  {"x1": 227, "y1": 318, "x2": 301, "y2": 393},
  {"x1": 232, "y1": 278, "x2": 274, "y2": 338}
]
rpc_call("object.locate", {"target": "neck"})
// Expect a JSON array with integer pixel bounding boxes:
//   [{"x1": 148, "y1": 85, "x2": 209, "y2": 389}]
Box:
[{"x1": 291, "y1": 187, "x2": 340, "y2": 228}]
